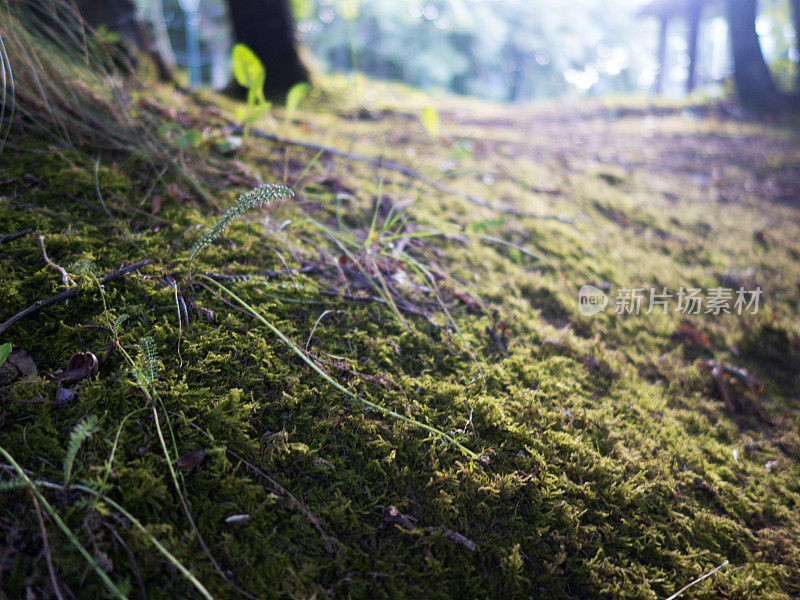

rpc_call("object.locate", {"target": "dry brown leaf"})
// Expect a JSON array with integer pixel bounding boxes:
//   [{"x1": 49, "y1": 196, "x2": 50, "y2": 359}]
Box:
[
  {"x1": 167, "y1": 182, "x2": 190, "y2": 203},
  {"x1": 673, "y1": 322, "x2": 712, "y2": 351},
  {"x1": 58, "y1": 352, "x2": 99, "y2": 385},
  {"x1": 176, "y1": 449, "x2": 206, "y2": 471},
  {"x1": 0, "y1": 347, "x2": 37, "y2": 386},
  {"x1": 54, "y1": 386, "x2": 76, "y2": 406}
]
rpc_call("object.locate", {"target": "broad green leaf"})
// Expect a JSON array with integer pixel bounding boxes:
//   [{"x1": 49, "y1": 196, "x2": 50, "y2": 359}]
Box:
[
  {"x1": 290, "y1": 0, "x2": 314, "y2": 19},
  {"x1": 244, "y1": 102, "x2": 273, "y2": 126},
  {"x1": 285, "y1": 82, "x2": 310, "y2": 122},
  {"x1": 420, "y1": 106, "x2": 440, "y2": 138},
  {"x1": 231, "y1": 44, "x2": 265, "y2": 89},
  {"x1": 0, "y1": 343, "x2": 11, "y2": 366},
  {"x1": 178, "y1": 129, "x2": 202, "y2": 149}
]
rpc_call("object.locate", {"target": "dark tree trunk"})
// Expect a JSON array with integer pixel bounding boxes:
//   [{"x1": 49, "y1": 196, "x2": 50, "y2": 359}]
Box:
[
  {"x1": 75, "y1": 0, "x2": 175, "y2": 80},
  {"x1": 655, "y1": 17, "x2": 667, "y2": 94},
  {"x1": 726, "y1": 0, "x2": 782, "y2": 112},
  {"x1": 227, "y1": 0, "x2": 309, "y2": 99},
  {"x1": 686, "y1": 1, "x2": 701, "y2": 93}
]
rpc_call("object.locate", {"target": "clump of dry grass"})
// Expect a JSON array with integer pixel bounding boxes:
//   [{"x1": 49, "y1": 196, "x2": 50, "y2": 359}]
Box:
[
  {"x1": 0, "y1": 0, "x2": 217, "y2": 203},
  {"x1": 1, "y1": 0, "x2": 142, "y2": 149}
]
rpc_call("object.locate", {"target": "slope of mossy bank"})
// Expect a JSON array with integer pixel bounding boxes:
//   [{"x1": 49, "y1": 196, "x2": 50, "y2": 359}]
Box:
[{"x1": 1, "y1": 79, "x2": 800, "y2": 600}]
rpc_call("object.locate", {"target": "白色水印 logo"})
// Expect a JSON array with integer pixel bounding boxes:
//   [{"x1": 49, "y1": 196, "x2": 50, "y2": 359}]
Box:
[{"x1": 578, "y1": 285, "x2": 608, "y2": 316}]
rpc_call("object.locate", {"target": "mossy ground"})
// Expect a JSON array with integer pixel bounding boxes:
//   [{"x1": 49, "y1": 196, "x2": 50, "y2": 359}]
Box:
[{"x1": 1, "y1": 77, "x2": 800, "y2": 599}]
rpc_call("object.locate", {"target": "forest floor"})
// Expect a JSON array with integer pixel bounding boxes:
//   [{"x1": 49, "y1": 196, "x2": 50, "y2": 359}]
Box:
[{"x1": 2, "y1": 73, "x2": 800, "y2": 600}]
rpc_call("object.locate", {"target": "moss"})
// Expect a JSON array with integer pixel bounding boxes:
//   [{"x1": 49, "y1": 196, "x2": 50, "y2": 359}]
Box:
[{"x1": 1, "y1": 79, "x2": 800, "y2": 600}]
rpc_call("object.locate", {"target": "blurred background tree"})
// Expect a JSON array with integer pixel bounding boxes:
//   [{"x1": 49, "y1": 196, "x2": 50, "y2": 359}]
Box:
[{"x1": 72, "y1": 0, "x2": 800, "y2": 107}]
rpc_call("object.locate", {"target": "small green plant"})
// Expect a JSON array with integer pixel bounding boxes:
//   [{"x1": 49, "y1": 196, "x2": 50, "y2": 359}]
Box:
[
  {"x1": 187, "y1": 183, "x2": 294, "y2": 277},
  {"x1": 420, "y1": 105, "x2": 440, "y2": 138},
  {"x1": 0, "y1": 444, "x2": 213, "y2": 600},
  {"x1": 0, "y1": 446, "x2": 129, "y2": 600},
  {"x1": 63, "y1": 415, "x2": 98, "y2": 489},
  {"x1": 138, "y1": 336, "x2": 159, "y2": 383},
  {"x1": 285, "y1": 82, "x2": 310, "y2": 124},
  {"x1": 231, "y1": 43, "x2": 271, "y2": 139},
  {"x1": 177, "y1": 128, "x2": 203, "y2": 149},
  {"x1": 66, "y1": 262, "x2": 220, "y2": 598},
  {"x1": 188, "y1": 182, "x2": 476, "y2": 458}
]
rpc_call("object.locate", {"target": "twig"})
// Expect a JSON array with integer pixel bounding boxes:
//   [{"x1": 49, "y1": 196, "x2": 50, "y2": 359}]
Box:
[
  {"x1": 0, "y1": 259, "x2": 150, "y2": 336},
  {"x1": 203, "y1": 263, "x2": 321, "y2": 281},
  {"x1": 698, "y1": 359, "x2": 762, "y2": 392},
  {"x1": 29, "y1": 490, "x2": 66, "y2": 600},
  {"x1": 433, "y1": 526, "x2": 477, "y2": 552},
  {"x1": 38, "y1": 235, "x2": 76, "y2": 287},
  {"x1": 0, "y1": 228, "x2": 32, "y2": 244},
  {"x1": 665, "y1": 560, "x2": 729, "y2": 600},
  {"x1": 223, "y1": 124, "x2": 573, "y2": 223},
  {"x1": 194, "y1": 280, "x2": 262, "y2": 321},
  {"x1": 318, "y1": 289, "x2": 430, "y2": 319}
]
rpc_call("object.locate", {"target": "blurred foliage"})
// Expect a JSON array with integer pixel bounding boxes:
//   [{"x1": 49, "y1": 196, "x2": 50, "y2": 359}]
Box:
[
  {"x1": 135, "y1": 0, "x2": 800, "y2": 101},
  {"x1": 759, "y1": 0, "x2": 799, "y2": 92},
  {"x1": 294, "y1": 0, "x2": 659, "y2": 102}
]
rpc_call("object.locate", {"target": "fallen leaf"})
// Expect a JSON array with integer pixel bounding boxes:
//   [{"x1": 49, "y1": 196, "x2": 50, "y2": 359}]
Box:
[
  {"x1": 0, "y1": 347, "x2": 37, "y2": 386},
  {"x1": 167, "y1": 182, "x2": 190, "y2": 203},
  {"x1": 673, "y1": 322, "x2": 712, "y2": 351},
  {"x1": 0, "y1": 343, "x2": 11, "y2": 366},
  {"x1": 176, "y1": 448, "x2": 206, "y2": 471},
  {"x1": 58, "y1": 352, "x2": 99, "y2": 385},
  {"x1": 54, "y1": 386, "x2": 77, "y2": 406}
]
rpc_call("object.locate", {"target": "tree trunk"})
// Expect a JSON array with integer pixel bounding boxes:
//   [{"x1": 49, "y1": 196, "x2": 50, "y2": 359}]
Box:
[
  {"x1": 726, "y1": 0, "x2": 782, "y2": 112},
  {"x1": 226, "y1": 0, "x2": 309, "y2": 99},
  {"x1": 142, "y1": 0, "x2": 178, "y2": 79},
  {"x1": 686, "y1": 1, "x2": 701, "y2": 93},
  {"x1": 75, "y1": 0, "x2": 175, "y2": 80},
  {"x1": 655, "y1": 17, "x2": 667, "y2": 94}
]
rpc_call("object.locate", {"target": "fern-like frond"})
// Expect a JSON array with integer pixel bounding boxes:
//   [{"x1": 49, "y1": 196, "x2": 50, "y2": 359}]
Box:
[
  {"x1": 138, "y1": 336, "x2": 159, "y2": 382},
  {"x1": 63, "y1": 415, "x2": 98, "y2": 488},
  {"x1": 188, "y1": 183, "x2": 293, "y2": 275},
  {"x1": 111, "y1": 313, "x2": 128, "y2": 337},
  {"x1": 72, "y1": 258, "x2": 98, "y2": 276}
]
